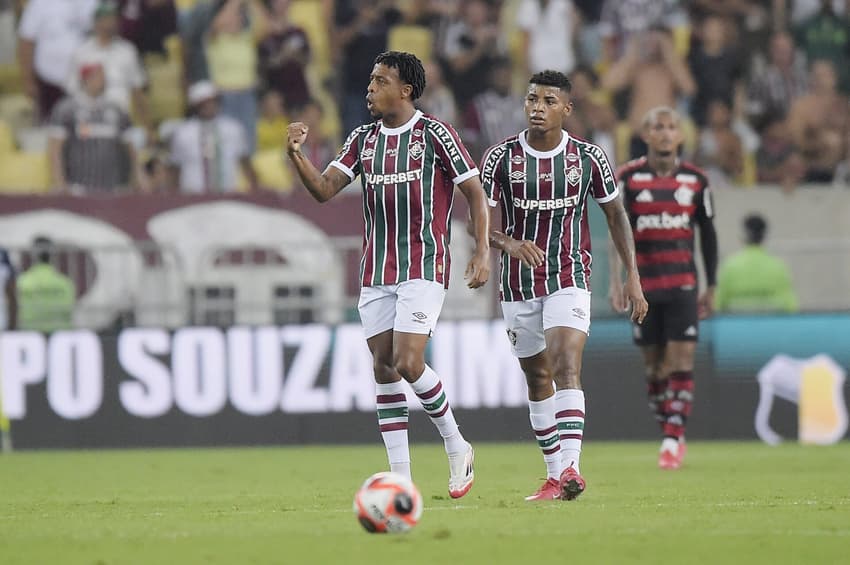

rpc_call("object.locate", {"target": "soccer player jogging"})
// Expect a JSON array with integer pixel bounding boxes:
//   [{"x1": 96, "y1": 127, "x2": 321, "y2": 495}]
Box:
[
  {"x1": 480, "y1": 71, "x2": 648, "y2": 501},
  {"x1": 609, "y1": 106, "x2": 718, "y2": 470},
  {"x1": 286, "y1": 51, "x2": 490, "y2": 498}
]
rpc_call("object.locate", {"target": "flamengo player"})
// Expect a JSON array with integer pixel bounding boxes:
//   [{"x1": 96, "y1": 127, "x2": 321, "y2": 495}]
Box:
[
  {"x1": 286, "y1": 51, "x2": 490, "y2": 498},
  {"x1": 480, "y1": 70, "x2": 648, "y2": 501},
  {"x1": 609, "y1": 106, "x2": 718, "y2": 470}
]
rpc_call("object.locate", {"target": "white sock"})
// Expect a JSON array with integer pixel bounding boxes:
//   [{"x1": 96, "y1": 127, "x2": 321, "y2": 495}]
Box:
[
  {"x1": 661, "y1": 437, "x2": 679, "y2": 455},
  {"x1": 556, "y1": 388, "x2": 585, "y2": 474},
  {"x1": 376, "y1": 381, "x2": 411, "y2": 479},
  {"x1": 529, "y1": 395, "x2": 562, "y2": 480},
  {"x1": 410, "y1": 365, "x2": 466, "y2": 455}
]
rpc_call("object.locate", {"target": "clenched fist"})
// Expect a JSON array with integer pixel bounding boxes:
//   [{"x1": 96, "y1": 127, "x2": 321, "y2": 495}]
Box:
[{"x1": 287, "y1": 122, "x2": 309, "y2": 154}]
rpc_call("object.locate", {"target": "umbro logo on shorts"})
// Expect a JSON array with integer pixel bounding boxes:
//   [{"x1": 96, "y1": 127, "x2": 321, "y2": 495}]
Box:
[
  {"x1": 412, "y1": 312, "x2": 427, "y2": 320},
  {"x1": 572, "y1": 307, "x2": 586, "y2": 319},
  {"x1": 506, "y1": 329, "x2": 518, "y2": 346}
]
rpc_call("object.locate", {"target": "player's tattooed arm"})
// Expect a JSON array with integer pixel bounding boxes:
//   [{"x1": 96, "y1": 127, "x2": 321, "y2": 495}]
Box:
[
  {"x1": 601, "y1": 197, "x2": 648, "y2": 324},
  {"x1": 485, "y1": 207, "x2": 545, "y2": 268},
  {"x1": 286, "y1": 122, "x2": 350, "y2": 202}
]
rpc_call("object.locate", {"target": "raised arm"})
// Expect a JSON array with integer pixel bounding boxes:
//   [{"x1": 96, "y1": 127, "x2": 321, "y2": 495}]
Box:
[
  {"x1": 601, "y1": 196, "x2": 647, "y2": 323},
  {"x1": 286, "y1": 121, "x2": 351, "y2": 202}
]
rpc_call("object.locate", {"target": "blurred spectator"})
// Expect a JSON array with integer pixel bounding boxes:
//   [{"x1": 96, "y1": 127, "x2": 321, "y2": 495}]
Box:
[
  {"x1": 67, "y1": 1, "x2": 150, "y2": 131},
  {"x1": 787, "y1": 60, "x2": 850, "y2": 182},
  {"x1": 205, "y1": 0, "x2": 269, "y2": 155},
  {"x1": 688, "y1": 15, "x2": 745, "y2": 126},
  {"x1": 169, "y1": 81, "x2": 259, "y2": 193},
  {"x1": 787, "y1": 0, "x2": 847, "y2": 24},
  {"x1": 256, "y1": 89, "x2": 289, "y2": 151},
  {"x1": 142, "y1": 154, "x2": 173, "y2": 193},
  {"x1": 48, "y1": 63, "x2": 140, "y2": 194},
  {"x1": 17, "y1": 0, "x2": 98, "y2": 121},
  {"x1": 439, "y1": 0, "x2": 504, "y2": 104},
  {"x1": 602, "y1": 28, "x2": 696, "y2": 159},
  {"x1": 179, "y1": 0, "x2": 217, "y2": 84},
  {"x1": 572, "y1": 0, "x2": 605, "y2": 64},
  {"x1": 461, "y1": 57, "x2": 525, "y2": 162},
  {"x1": 755, "y1": 114, "x2": 806, "y2": 192},
  {"x1": 417, "y1": 59, "x2": 457, "y2": 124},
  {"x1": 793, "y1": 0, "x2": 850, "y2": 93},
  {"x1": 516, "y1": 0, "x2": 578, "y2": 76},
  {"x1": 0, "y1": 247, "x2": 17, "y2": 331},
  {"x1": 747, "y1": 31, "x2": 808, "y2": 128},
  {"x1": 598, "y1": 0, "x2": 687, "y2": 62},
  {"x1": 17, "y1": 236, "x2": 76, "y2": 332},
  {"x1": 564, "y1": 65, "x2": 617, "y2": 160},
  {"x1": 292, "y1": 99, "x2": 334, "y2": 171},
  {"x1": 118, "y1": 0, "x2": 178, "y2": 57},
  {"x1": 695, "y1": 99, "x2": 745, "y2": 188},
  {"x1": 333, "y1": 0, "x2": 400, "y2": 134},
  {"x1": 259, "y1": 0, "x2": 311, "y2": 109},
  {"x1": 715, "y1": 214, "x2": 798, "y2": 313}
]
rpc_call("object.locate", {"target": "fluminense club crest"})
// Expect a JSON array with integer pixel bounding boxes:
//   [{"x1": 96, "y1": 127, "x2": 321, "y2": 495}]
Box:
[
  {"x1": 408, "y1": 141, "x2": 425, "y2": 160},
  {"x1": 565, "y1": 166, "x2": 582, "y2": 185}
]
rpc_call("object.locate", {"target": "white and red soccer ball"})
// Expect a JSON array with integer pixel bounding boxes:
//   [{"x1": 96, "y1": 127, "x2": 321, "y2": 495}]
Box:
[{"x1": 353, "y1": 471, "x2": 423, "y2": 533}]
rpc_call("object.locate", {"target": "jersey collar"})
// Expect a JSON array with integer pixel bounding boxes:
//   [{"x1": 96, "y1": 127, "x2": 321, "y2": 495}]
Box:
[
  {"x1": 380, "y1": 110, "x2": 423, "y2": 135},
  {"x1": 519, "y1": 129, "x2": 570, "y2": 158}
]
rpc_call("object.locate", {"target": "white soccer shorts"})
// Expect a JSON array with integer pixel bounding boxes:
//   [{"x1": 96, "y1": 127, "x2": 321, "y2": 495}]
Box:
[
  {"x1": 500, "y1": 287, "x2": 592, "y2": 358},
  {"x1": 358, "y1": 279, "x2": 446, "y2": 339}
]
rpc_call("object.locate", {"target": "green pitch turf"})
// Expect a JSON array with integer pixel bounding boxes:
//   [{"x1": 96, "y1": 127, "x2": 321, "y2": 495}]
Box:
[{"x1": 1, "y1": 442, "x2": 848, "y2": 564}]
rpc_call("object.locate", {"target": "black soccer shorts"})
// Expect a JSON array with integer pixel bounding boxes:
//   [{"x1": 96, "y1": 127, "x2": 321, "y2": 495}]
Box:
[{"x1": 632, "y1": 289, "x2": 699, "y2": 346}]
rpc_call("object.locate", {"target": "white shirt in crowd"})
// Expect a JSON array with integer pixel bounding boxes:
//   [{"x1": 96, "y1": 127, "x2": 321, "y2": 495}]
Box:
[
  {"x1": 516, "y1": 0, "x2": 577, "y2": 75},
  {"x1": 170, "y1": 116, "x2": 249, "y2": 194},
  {"x1": 17, "y1": 0, "x2": 98, "y2": 87},
  {"x1": 67, "y1": 37, "x2": 147, "y2": 112},
  {"x1": 791, "y1": 0, "x2": 846, "y2": 23}
]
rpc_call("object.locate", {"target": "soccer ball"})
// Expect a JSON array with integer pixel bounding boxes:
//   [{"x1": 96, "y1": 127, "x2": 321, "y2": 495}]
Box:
[{"x1": 353, "y1": 471, "x2": 423, "y2": 533}]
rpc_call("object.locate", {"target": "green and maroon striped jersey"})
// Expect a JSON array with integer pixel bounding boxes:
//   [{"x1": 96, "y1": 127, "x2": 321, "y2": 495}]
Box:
[
  {"x1": 330, "y1": 111, "x2": 479, "y2": 288},
  {"x1": 481, "y1": 130, "x2": 618, "y2": 302}
]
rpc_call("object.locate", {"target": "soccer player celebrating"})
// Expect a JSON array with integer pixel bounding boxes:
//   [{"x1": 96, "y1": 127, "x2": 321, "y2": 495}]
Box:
[
  {"x1": 286, "y1": 51, "x2": 490, "y2": 498},
  {"x1": 609, "y1": 106, "x2": 718, "y2": 470},
  {"x1": 480, "y1": 70, "x2": 648, "y2": 501}
]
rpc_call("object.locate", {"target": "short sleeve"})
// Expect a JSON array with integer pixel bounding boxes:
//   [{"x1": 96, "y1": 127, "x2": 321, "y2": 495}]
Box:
[
  {"x1": 589, "y1": 144, "x2": 618, "y2": 202},
  {"x1": 329, "y1": 128, "x2": 362, "y2": 180},
  {"x1": 17, "y1": 0, "x2": 44, "y2": 40},
  {"x1": 428, "y1": 120, "x2": 479, "y2": 184},
  {"x1": 479, "y1": 144, "x2": 506, "y2": 207},
  {"x1": 169, "y1": 127, "x2": 188, "y2": 166},
  {"x1": 127, "y1": 46, "x2": 148, "y2": 89},
  {"x1": 231, "y1": 121, "x2": 249, "y2": 159}
]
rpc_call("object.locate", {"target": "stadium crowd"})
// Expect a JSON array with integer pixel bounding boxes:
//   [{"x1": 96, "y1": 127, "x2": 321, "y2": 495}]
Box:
[{"x1": 0, "y1": 0, "x2": 848, "y2": 194}]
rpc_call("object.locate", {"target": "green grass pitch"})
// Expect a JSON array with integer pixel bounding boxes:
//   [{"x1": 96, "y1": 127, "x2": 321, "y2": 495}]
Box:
[{"x1": 1, "y1": 442, "x2": 849, "y2": 564}]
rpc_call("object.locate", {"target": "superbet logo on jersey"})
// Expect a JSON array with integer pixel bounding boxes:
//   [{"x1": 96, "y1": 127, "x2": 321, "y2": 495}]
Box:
[{"x1": 635, "y1": 211, "x2": 691, "y2": 232}]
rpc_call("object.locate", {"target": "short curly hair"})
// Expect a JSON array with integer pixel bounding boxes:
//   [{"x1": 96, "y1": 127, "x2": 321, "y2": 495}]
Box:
[
  {"x1": 528, "y1": 70, "x2": 572, "y2": 94},
  {"x1": 374, "y1": 51, "x2": 426, "y2": 100}
]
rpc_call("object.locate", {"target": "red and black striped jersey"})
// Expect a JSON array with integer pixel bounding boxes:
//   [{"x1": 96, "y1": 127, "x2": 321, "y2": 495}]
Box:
[
  {"x1": 481, "y1": 130, "x2": 619, "y2": 301},
  {"x1": 330, "y1": 111, "x2": 479, "y2": 288},
  {"x1": 617, "y1": 157, "x2": 713, "y2": 294}
]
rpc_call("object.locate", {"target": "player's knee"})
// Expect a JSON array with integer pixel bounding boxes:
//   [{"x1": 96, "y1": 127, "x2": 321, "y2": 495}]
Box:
[
  {"x1": 552, "y1": 360, "x2": 581, "y2": 388},
  {"x1": 524, "y1": 366, "x2": 551, "y2": 394},
  {"x1": 392, "y1": 354, "x2": 425, "y2": 382},
  {"x1": 373, "y1": 359, "x2": 396, "y2": 381}
]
